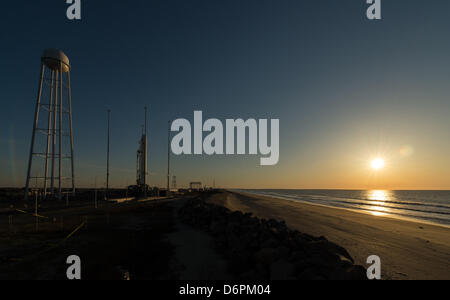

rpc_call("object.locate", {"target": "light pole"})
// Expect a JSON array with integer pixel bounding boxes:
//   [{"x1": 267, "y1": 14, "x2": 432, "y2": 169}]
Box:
[
  {"x1": 106, "y1": 109, "x2": 111, "y2": 199},
  {"x1": 167, "y1": 120, "x2": 171, "y2": 197}
]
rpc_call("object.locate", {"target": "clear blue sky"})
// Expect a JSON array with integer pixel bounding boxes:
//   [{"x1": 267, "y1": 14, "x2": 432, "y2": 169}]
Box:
[{"x1": 1, "y1": 0, "x2": 449, "y2": 189}]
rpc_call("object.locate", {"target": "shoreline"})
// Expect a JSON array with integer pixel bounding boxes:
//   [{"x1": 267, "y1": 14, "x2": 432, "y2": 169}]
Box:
[
  {"x1": 235, "y1": 190, "x2": 450, "y2": 229},
  {"x1": 0, "y1": 192, "x2": 367, "y2": 280},
  {"x1": 208, "y1": 190, "x2": 450, "y2": 280}
]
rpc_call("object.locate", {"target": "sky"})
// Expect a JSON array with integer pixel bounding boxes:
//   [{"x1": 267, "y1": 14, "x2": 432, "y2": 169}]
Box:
[{"x1": 1, "y1": 0, "x2": 449, "y2": 190}]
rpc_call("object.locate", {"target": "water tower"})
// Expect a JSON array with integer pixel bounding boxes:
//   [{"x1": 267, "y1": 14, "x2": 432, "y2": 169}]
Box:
[{"x1": 24, "y1": 49, "x2": 75, "y2": 201}]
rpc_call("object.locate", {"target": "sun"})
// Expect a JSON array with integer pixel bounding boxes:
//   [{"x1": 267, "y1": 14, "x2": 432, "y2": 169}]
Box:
[{"x1": 371, "y1": 158, "x2": 385, "y2": 170}]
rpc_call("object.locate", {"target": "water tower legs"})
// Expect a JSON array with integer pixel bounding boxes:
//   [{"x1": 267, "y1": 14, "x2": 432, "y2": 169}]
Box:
[{"x1": 24, "y1": 49, "x2": 75, "y2": 201}]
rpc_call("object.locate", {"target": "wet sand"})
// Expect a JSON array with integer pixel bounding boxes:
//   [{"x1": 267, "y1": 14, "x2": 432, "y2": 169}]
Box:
[{"x1": 208, "y1": 191, "x2": 450, "y2": 280}]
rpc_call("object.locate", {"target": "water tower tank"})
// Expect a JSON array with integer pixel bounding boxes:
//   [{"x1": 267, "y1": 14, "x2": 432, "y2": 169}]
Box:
[{"x1": 41, "y1": 49, "x2": 70, "y2": 72}]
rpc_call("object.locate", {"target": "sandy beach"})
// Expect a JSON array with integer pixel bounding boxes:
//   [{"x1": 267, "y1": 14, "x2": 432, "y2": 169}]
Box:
[
  {"x1": 1, "y1": 190, "x2": 448, "y2": 280},
  {"x1": 208, "y1": 191, "x2": 450, "y2": 280}
]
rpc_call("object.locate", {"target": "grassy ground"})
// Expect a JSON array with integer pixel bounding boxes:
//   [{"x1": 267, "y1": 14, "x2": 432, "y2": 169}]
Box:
[{"x1": 0, "y1": 199, "x2": 176, "y2": 280}]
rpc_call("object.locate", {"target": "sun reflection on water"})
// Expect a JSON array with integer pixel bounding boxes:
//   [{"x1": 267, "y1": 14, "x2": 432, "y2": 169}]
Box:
[{"x1": 366, "y1": 190, "x2": 392, "y2": 216}]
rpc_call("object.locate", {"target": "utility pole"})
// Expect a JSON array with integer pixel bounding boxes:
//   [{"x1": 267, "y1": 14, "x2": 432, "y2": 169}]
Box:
[
  {"x1": 35, "y1": 191, "x2": 38, "y2": 231},
  {"x1": 106, "y1": 109, "x2": 110, "y2": 199},
  {"x1": 94, "y1": 176, "x2": 98, "y2": 208},
  {"x1": 144, "y1": 106, "x2": 147, "y2": 198},
  {"x1": 167, "y1": 120, "x2": 171, "y2": 197}
]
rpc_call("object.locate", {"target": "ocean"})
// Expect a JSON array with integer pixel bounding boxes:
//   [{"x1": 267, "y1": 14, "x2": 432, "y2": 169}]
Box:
[{"x1": 239, "y1": 189, "x2": 450, "y2": 226}]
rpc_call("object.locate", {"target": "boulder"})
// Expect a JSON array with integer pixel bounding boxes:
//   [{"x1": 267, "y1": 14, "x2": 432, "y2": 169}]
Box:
[{"x1": 178, "y1": 195, "x2": 367, "y2": 280}]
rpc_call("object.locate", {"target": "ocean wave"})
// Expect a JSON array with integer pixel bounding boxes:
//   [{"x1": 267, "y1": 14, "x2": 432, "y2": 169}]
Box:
[{"x1": 238, "y1": 189, "x2": 450, "y2": 226}]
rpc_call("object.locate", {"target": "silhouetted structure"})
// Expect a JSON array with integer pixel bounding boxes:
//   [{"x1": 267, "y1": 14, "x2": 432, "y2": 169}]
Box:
[
  {"x1": 167, "y1": 120, "x2": 171, "y2": 196},
  {"x1": 190, "y1": 182, "x2": 202, "y2": 190},
  {"x1": 136, "y1": 107, "x2": 148, "y2": 196},
  {"x1": 25, "y1": 49, "x2": 75, "y2": 201},
  {"x1": 171, "y1": 175, "x2": 177, "y2": 190},
  {"x1": 106, "y1": 109, "x2": 110, "y2": 197}
]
